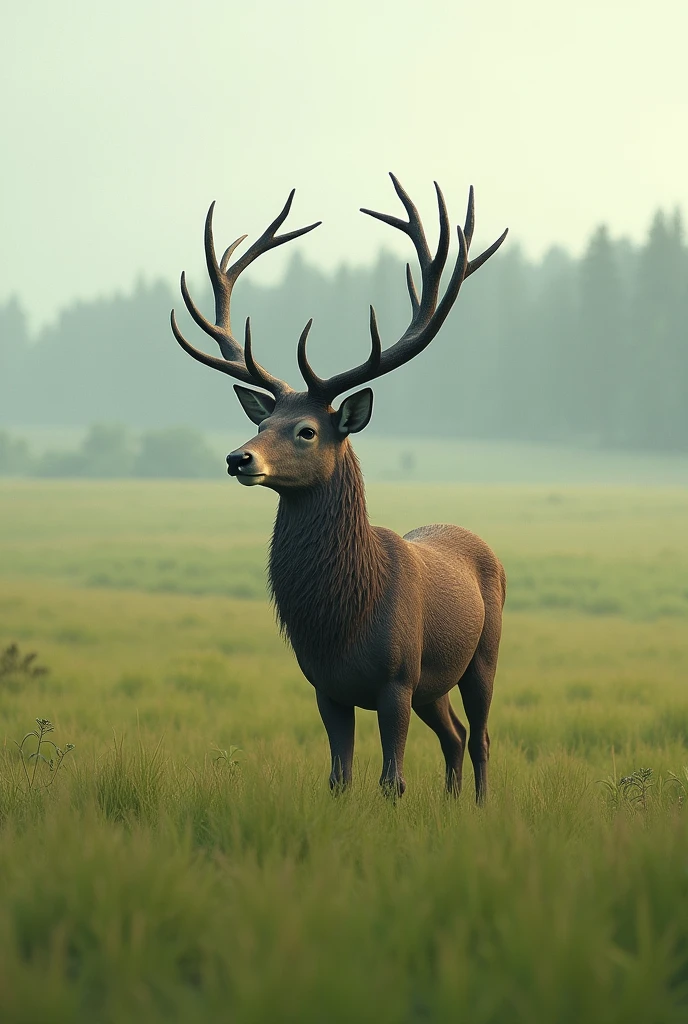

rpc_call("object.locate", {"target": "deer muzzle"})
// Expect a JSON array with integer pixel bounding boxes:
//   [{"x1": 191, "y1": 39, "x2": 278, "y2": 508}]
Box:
[{"x1": 226, "y1": 449, "x2": 265, "y2": 485}]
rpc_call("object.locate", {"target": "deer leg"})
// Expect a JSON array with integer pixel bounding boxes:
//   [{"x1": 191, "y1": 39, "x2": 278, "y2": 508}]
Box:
[
  {"x1": 458, "y1": 648, "x2": 497, "y2": 806},
  {"x1": 458, "y1": 590, "x2": 503, "y2": 805},
  {"x1": 377, "y1": 684, "x2": 412, "y2": 798},
  {"x1": 316, "y1": 690, "x2": 355, "y2": 791},
  {"x1": 413, "y1": 693, "x2": 467, "y2": 795}
]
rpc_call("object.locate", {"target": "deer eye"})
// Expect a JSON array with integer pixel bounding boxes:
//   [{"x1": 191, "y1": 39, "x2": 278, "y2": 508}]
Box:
[{"x1": 298, "y1": 427, "x2": 316, "y2": 440}]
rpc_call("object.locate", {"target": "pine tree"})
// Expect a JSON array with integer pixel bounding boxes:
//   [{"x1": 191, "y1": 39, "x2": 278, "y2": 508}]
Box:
[
  {"x1": 576, "y1": 226, "x2": 626, "y2": 445},
  {"x1": 0, "y1": 297, "x2": 30, "y2": 424},
  {"x1": 630, "y1": 210, "x2": 688, "y2": 449}
]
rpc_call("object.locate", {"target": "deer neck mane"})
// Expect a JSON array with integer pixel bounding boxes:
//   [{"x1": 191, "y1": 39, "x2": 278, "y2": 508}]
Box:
[{"x1": 268, "y1": 441, "x2": 387, "y2": 659}]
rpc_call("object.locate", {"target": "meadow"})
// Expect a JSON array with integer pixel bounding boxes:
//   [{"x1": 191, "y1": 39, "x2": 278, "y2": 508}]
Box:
[{"x1": 1, "y1": 476, "x2": 687, "y2": 1023}]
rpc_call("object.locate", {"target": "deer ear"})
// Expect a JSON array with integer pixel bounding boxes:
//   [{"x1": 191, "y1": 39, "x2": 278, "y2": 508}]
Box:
[
  {"x1": 233, "y1": 385, "x2": 276, "y2": 425},
  {"x1": 333, "y1": 388, "x2": 374, "y2": 436}
]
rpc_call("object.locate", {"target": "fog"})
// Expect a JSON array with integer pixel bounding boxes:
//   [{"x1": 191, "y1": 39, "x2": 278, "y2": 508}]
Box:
[
  {"x1": 2, "y1": 0, "x2": 688, "y2": 326},
  {"x1": 2, "y1": 0, "x2": 687, "y2": 482}
]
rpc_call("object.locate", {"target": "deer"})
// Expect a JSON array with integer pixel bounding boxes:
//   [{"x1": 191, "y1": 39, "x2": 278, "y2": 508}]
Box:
[{"x1": 171, "y1": 174, "x2": 508, "y2": 802}]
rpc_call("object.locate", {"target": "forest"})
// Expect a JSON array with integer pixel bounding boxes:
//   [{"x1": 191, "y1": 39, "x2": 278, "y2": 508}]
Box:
[{"x1": 1, "y1": 208, "x2": 686, "y2": 452}]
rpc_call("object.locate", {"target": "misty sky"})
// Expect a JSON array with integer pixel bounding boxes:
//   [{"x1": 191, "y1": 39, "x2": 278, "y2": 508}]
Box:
[{"x1": 3, "y1": 0, "x2": 687, "y2": 328}]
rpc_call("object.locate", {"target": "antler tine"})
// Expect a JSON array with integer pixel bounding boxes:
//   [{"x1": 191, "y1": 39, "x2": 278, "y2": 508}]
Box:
[
  {"x1": 300, "y1": 177, "x2": 507, "y2": 403},
  {"x1": 361, "y1": 172, "x2": 432, "y2": 264},
  {"x1": 299, "y1": 305, "x2": 383, "y2": 403},
  {"x1": 220, "y1": 235, "x2": 248, "y2": 273},
  {"x1": 201, "y1": 202, "x2": 260, "y2": 372},
  {"x1": 297, "y1": 319, "x2": 324, "y2": 394},
  {"x1": 389, "y1": 173, "x2": 433, "y2": 265},
  {"x1": 466, "y1": 227, "x2": 509, "y2": 278},
  {"x1": 368, "y1": 305, "x2": 383, "y2": 369},
  {"x1": 362, "y1": 175, "x2": 450, "y2": 324},
  {"x1": 433, "y1": 181, "x2": 451, "y2": 284},
  {"x1": 463, "y1": 185, "x2": 476, "y2": 250},
  {"x1": 460, "y1": 185, "x2": 508, "y2": 277},
  {"x1": 180, "y1": 271, "x2": 236, "y2": 363},
  {"x1": 203, "y1": 202, "x2": 233, "y2": 340},
  {"x1": 405, "y1": 264, "x2": 420, "y2": 317},
  {"x1": 243, "y1": 317, "x2": 288, "y2": 395},
  {"x1": 171, "y1": 192, "x2": 323, "y2": 397},
  {"x1": 174, "y1": 206, "x2": 285, "y2": 394},
  {"x1": 413, "y1": 180, "x2": 451, "y2": 324},
  {"x1": 429, "y1": 223, "x2": 469, "y2": 329},
  {"x1": 170, "y1": 309, "x2": 256, "y2": 385},
  {"x1": 225, "y1": 190, "x2": 322, "y2": 286}
]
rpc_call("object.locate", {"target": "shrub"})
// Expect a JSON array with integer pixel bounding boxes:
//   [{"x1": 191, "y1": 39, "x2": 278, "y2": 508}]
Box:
[
  {"x1": 133, "y1": 426, "x2": 220, "y2": 479},
  {"x1": 79, "y1": 423, "x2": 136, "y2": 476},
  {"x1": 34, "y1": 423, "x2": 135, "y2": 477},
  {"x1": 0, "y1": 430, "x2": 32, "y2": 475},
  {"x1": 0, "y1": 643, "x2": 48, "y2": 691}
]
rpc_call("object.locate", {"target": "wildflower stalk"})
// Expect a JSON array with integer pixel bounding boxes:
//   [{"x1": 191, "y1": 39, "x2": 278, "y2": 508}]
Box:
[{"x1": 15, "y1": 718, "x2": 75, "y2": 795}]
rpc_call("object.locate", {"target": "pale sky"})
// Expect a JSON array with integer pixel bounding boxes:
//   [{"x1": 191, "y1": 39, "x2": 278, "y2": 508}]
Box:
[{"x1": 2, "y1": 0, "x2": 687, "y2": 328}]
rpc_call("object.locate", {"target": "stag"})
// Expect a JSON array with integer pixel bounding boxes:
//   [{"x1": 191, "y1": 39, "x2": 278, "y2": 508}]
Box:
[{"x1": 171, "y1": 175, "x2": 507, "y2": 802}]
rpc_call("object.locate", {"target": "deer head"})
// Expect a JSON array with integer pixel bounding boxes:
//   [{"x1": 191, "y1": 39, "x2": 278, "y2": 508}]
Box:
[{"x1": 171, "y1": 175, "x2": 507, "y2": 492}]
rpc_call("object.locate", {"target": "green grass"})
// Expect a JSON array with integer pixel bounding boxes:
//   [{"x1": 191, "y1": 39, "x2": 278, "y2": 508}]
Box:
[
  {"x1": 0, "y1": 479, "x2": 687, "y2": 1022},
  {"x1": 2, "y1": 479, "x2": 688, "y2": 615}
]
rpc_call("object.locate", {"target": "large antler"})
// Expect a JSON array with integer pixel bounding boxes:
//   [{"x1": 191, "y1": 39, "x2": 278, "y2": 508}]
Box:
[
  {"x1": 171, "y1": 192, "x2": 321, "y2": 397},
  {"x1": 298, "y1": 174, "x2": 508, "y2": 403}
]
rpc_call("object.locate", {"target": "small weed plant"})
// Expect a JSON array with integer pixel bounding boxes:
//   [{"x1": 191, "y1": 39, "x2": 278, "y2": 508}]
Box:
[
  {"x1": 667, "y1": 766, "x2": 688, "y2": 806},
  {"x1": 617, "y1": 767, "x2": 655, "y2": 808},
  {"x1": 0, "y1": 643, "x2": 48, "y2": 690},
  {"x1": 14, "y1": 717, "x2": 75, "y2": 795},
  {"x1": 598, "y1": 765, "x2": 688, "y2": 812},
  {"x1": 211, "y1": 744, "x2": 242, "y2": 769}
]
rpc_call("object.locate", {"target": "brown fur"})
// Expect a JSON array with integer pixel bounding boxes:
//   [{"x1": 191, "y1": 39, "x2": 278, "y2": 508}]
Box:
[
  {"x1": 229, "y1": 393, "x2": 506, "y2": 802},
  {"x1": 269, "y1": 443, "x2": 388, "y2": 659},
  {"x1": 171, "y1": 178, "x2": 509, "y2": 800}
]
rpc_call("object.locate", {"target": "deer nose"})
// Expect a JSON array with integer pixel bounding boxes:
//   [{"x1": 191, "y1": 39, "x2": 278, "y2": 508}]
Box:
[{"x1": 226, "y1": 450, "x2": 252, "y2": 476}]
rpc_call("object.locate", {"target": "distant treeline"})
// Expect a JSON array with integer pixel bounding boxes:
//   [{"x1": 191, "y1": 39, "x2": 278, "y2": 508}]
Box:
[
  {"x1": 0, "y1": 424, "x2": 219, "y2": 478},
  {"x1": 1, "y1": 209, "x2": 687, "y2": 451}
]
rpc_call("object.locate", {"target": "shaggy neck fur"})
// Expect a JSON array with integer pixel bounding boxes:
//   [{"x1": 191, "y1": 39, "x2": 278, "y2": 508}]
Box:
[{"x1": 268, "y1": 442, "x2": 387, "y2": 661}]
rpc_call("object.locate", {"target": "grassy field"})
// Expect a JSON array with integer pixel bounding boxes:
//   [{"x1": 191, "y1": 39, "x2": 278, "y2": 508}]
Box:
[{"x1": 1, "y1": 478, "x2": 687, "y2": 1022}]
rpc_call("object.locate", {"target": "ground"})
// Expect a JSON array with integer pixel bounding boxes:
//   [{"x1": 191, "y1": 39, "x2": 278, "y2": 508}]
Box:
[{"x1": 0, "y1": 478, "x2": 687, "y2": 1023}]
